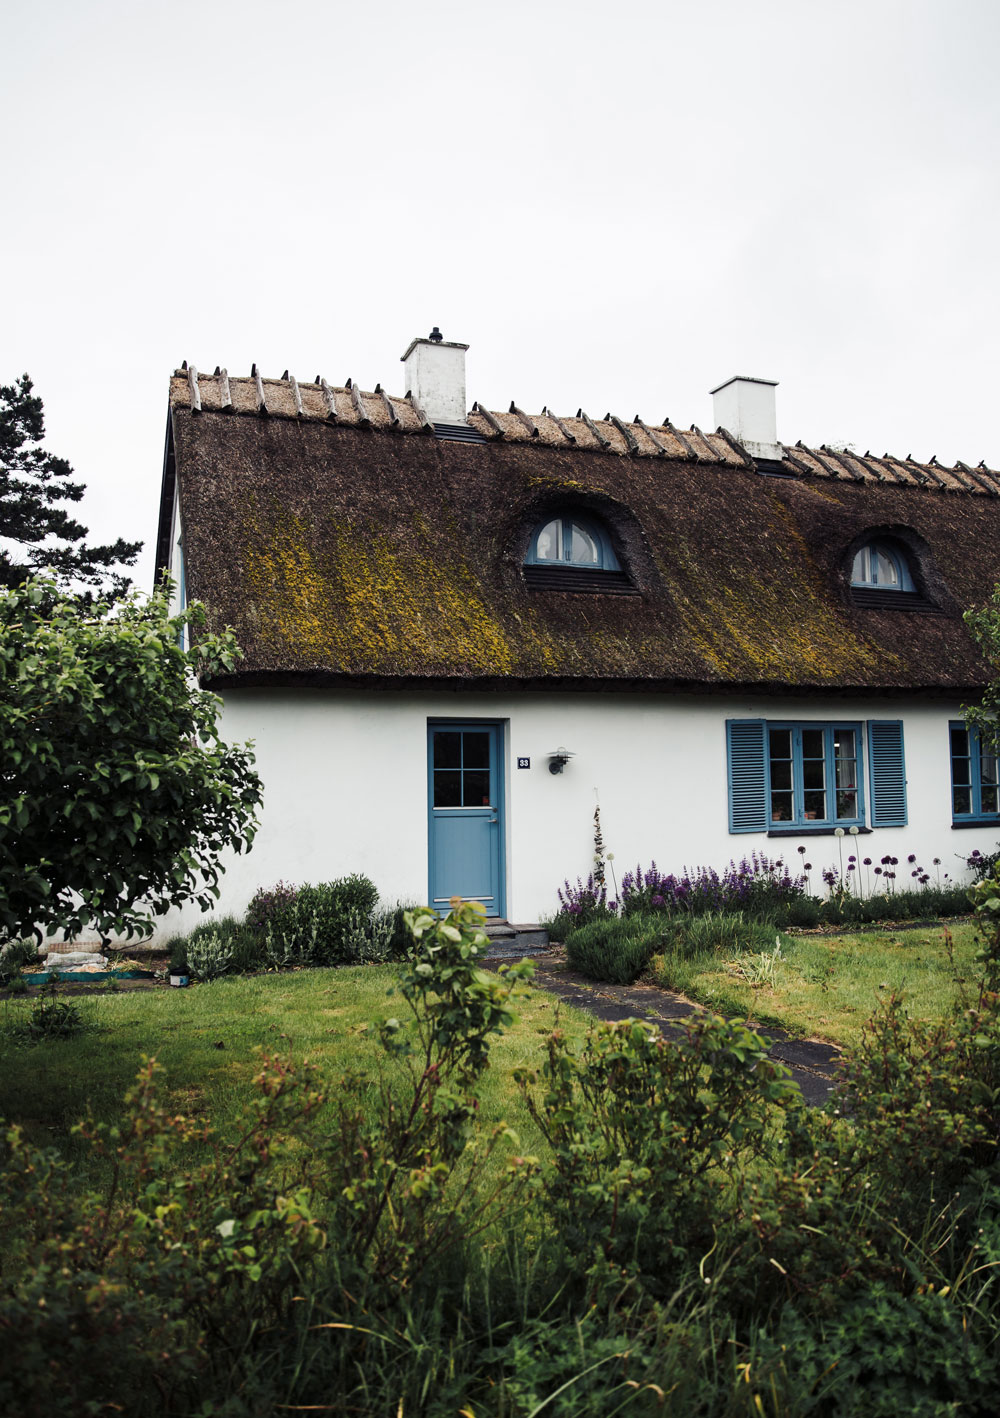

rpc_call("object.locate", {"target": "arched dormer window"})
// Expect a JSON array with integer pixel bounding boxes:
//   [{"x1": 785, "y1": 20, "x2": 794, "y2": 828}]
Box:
[
  {"x1": 848, "y1": 535, "x2": 938, "y2": 613},
  {"x1": 526, "y1": 514, "x2": 620, "y2": 570},
  {"x1": 521, "y1": 511, "x2": 638, "y2": 595},
  {"x1": 851, "y1": 540, "x2": 915, "y2": 592}
]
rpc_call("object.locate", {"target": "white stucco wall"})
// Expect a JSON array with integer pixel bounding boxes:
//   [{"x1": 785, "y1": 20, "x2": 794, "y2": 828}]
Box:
[{"x1": 147, "y1": 687, "x2": 994, "y2": 942}]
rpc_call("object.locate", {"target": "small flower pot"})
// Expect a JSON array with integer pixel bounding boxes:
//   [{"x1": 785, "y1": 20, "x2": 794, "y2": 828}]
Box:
[{"x1": 169, "y1": 974, "x2": 189, "y2": 988}]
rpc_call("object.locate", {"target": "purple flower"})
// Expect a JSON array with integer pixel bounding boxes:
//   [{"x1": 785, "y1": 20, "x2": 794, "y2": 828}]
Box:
[
  {"x1": 874, "y1": 867, "x2": 883, "y2": 876},
  {"x1": 798, "y1": 845, "x2": 806, "y2": 854},
  {"x1": 863, "y1": 857, "x2": 872, "y2": 866},
  {"x1": 933, "y1": 858, "x2": 941, "y2": 866},
  {"x1": 804, "y1": 862, "x2": 812, "y2": 871},
  {"x1": 907, "y1": 854, "x2": 916, "y2": 864},
  {"x1": 848, "y1": 855, "x2": 856, "y2": 863},
  {"x1": 848, "y1": 863, "x2": 856, "y2": 872},
  {"x1": 651, "y1": 894, "x2": 664, "y2": 907}
]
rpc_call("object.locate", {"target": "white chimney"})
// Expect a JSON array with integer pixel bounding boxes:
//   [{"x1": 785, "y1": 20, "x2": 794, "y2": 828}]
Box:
[
  {"x1": 709, "y1": 376, "x2": 782, "y2": 461},
  {"x1": 400, "y1": 328, "x2": 469, "y2": 425}
]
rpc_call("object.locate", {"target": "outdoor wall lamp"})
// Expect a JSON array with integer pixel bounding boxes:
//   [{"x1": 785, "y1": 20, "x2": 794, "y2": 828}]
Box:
[{"x1": 548, "y1": 747, "x2": 574, "y2": 775}]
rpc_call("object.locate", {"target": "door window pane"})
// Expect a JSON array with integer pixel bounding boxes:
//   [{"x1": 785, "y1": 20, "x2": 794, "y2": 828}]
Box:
[
  {"x1": 433, "y1": 732, "x2": 461, "y2": 770},
  {"x1": 464, "y1": 770, "x2": 491, "y2": 806},
  {"x1": 463, "y1": 732, "x2": 490, "y2": 769},
  {"x1": 434, "y1": 771, "x2": 461, "y2": 808}
]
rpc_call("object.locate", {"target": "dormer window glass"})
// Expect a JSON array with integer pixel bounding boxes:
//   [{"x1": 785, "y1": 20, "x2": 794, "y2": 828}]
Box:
[
  {"x1": 526, "y1": 515, "x2": 620, "y2": 571},
  {"x1": 851, "y1": 541, "x2": 915, "y2": 592}
]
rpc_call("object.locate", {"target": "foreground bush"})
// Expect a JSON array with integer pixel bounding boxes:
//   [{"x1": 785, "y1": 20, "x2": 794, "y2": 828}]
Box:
[{"x1": 5, "y1": 890, "x2": 1000, "y2": 1414}]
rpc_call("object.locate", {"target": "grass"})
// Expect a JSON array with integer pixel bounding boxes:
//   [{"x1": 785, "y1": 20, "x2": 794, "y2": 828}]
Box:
[
  {"x1": 648, "y1": 917, "x2": 981, "y2": 1047},
  {"x1": 0, "y1": 965, "x2": 581, "y2": 1158}
]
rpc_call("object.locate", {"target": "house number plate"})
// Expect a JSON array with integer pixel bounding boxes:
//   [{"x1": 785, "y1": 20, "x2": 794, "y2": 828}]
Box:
[{"x1": 517, "y1": 757, "x2": 530, "y2": 769}]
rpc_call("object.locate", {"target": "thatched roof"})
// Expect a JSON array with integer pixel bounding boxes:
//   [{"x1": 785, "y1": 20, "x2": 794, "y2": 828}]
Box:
[{"x1": 157, "y1": 367, "x2": 1000, "y2": 695}]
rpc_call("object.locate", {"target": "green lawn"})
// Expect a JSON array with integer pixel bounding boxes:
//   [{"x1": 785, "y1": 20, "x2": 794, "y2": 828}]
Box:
[
  {"x1": 648, "y1": 917, "x2": 981, "y2": 1048},
  {"x1": 0, "y1": 966, "x2": 581, "y2": 1154}
]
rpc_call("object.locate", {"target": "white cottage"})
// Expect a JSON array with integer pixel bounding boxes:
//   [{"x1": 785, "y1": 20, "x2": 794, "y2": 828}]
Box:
[{"x1": 153, "y1": 333, "x2": 1000, "y2": 937}]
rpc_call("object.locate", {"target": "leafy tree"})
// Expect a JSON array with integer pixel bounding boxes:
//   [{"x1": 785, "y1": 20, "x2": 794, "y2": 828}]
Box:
[
  {"x1": 0, "y1": 580, "x2": 264, "y2": 941},
  {"x1": 965, "y1": 587, "x2": 1000, "y2": 751},
  {"x1": 0, "y1": 373, "x2": 141, "y2": 598}
]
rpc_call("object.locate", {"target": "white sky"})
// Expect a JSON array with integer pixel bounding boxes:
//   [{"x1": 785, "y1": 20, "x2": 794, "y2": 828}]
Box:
[{"x1": 4, "y1": 0, "x2": 999, "y2": 589}]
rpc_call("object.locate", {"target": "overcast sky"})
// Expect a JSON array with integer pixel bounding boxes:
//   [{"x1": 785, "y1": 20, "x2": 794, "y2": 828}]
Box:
[{"x1": 4, "y1": 0, "x2": 999, "y2": 589}]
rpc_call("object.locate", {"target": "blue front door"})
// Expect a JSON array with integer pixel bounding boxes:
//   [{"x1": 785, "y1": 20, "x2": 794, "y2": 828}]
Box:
[{"x1": 428, "y1": 722, "x2": 505, "y2": 918}]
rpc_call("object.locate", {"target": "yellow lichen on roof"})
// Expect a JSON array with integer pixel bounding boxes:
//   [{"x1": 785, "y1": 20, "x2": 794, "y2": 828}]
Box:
[
  {"x1": 240, "y1": 503, "x2": 532, "y2": 675},
  {"x1": 656, "y1": 532, "x2": 896, "y2": 683}
]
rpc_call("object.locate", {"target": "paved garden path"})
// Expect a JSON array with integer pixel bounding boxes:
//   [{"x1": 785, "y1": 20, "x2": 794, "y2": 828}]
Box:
[{"x1": 496, "y1": 946, "x2": 841, "y2": 1106}]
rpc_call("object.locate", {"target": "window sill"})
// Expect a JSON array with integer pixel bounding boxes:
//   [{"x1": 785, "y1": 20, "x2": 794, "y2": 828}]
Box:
[
  {"x1": 768, "y1": 826, "x2": 871, "y2": 837},
  {"x1": 951, "y1": 819, "x2": 1000, "y2": 830}
]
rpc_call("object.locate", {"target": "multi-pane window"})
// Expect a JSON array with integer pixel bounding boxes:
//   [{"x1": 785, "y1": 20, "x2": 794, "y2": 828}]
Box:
[
  {"x1": 766, "y1": 723, "x2": 863, "y2": 829},
  {"x1": 950, "y1": 722, "x2": 999, "y2": 821},
  {"x1": 432, "y1": 729, "x2": 493, "y2": 808},
  {"x1": 727, "y1": 719, "x2": 905, "y2": 834}
]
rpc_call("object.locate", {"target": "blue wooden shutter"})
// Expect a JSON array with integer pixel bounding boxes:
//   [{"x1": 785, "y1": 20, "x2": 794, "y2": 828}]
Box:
[
  {"x1": 726, "y1": 720, "x2": 768, "y2": 833},
  {"x1": 868, "y1": 720, "x2": 907, "y2": 826}
]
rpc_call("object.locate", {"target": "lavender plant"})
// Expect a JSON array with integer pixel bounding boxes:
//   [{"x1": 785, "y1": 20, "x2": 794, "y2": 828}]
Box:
[{"x1": 619, "y1": 853, "x2": 806, "y2": 922}]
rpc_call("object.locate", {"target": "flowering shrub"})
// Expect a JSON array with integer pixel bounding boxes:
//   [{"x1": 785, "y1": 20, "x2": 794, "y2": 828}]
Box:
[
  {"x1": 246, "y1": 879, "x2": 300, "y2": 936},
  {"x1": 619, "y1": 854, "x2": 805, "y2": 922},
  {"x1": 556, "y1": 872, "x2": 609, "y2": 922},
  {"x1": 967, "y1": 846, "x2": 1000, "y2": 882}
]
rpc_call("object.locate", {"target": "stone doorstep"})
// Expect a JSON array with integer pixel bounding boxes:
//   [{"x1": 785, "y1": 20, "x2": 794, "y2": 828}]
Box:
[{"x1": 484, "y1": 923, "x2": 550, "y2": 956}]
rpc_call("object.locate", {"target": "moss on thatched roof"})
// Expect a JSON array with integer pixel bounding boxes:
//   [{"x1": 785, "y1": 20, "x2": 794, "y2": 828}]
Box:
[{"x1": 158, "y1": 369, "x2": 1000, "y2": 694}]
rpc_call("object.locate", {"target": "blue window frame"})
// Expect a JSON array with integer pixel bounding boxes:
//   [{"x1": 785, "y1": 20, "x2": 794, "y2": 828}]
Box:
[
  {"x1": 851, "y1": 540, "x2": 915, "y2": 592},
  {"x1": 765, "y1": 723, "x2": 864, "y2": 829},
  {"x1": 525, "y1": 514, "x2": 620, "y2": 570},
  {"x1": 950, "y1": 722, "x2": 1000, "y2": 822},
  {"x1": 727, "y1": 719, "x2": 907, "y2": 833}
]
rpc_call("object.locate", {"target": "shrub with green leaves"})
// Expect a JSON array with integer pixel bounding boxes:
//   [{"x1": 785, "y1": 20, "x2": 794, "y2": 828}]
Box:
[
  {"x1": 324, "y1": 899, "x2": 536, "y2": 1292},
  {"x1": 0, "y1": 1054, "x2": 327, "y2": 1415},
  {"x1": 564, "y1": 912, "x2": 665, "y2": 983},
  {"x1": 517, "y1": 1013, "x2": 799, "y2": 1298},
  {"x1": 186, "y1": 928, "x2": 235, "y2": 981},
  {"x1": 256, "y1": 874, "x2": 381, "y2": 967},
  {"x1": 9, "y1": 993, "x2": 86, "y2": 1043}
]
